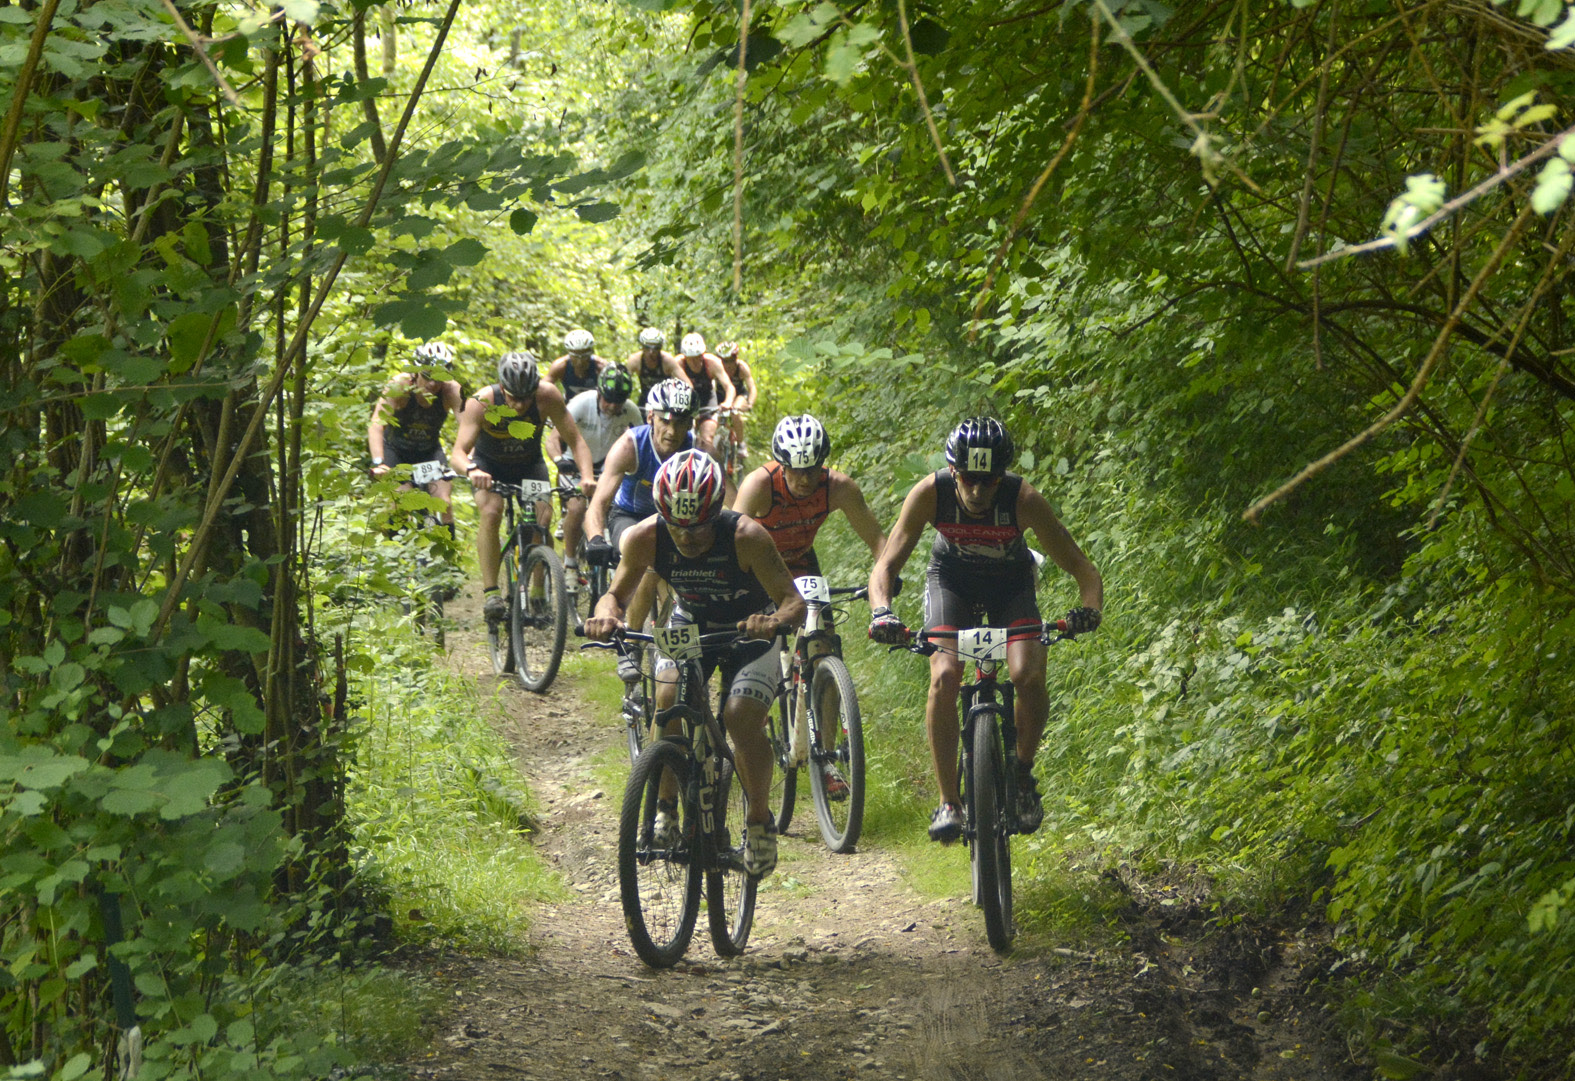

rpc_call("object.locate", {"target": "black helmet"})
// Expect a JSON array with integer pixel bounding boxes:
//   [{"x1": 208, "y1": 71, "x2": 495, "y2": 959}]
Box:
[
  {"x1": 598, "y1": 364, "x2": 634, "y2": 405},
  {"x1": 497, "y1": 351, "x2": 541, "y2": 400},
  {"x1": 945, "y1": 417, "x2": 1013, "y2": 476}
]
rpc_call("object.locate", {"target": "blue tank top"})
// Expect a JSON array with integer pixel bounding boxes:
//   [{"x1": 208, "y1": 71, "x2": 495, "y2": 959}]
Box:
[{"x1": 613, "y1": 424, "x2": 694, "y2": 517}]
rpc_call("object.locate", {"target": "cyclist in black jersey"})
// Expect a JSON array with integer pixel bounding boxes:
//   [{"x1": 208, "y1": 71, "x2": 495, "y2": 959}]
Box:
[
  {"x1": 584, "y1": 450, "x2": 805, "y2": 877},
  {"x1": 675, "y1": 332, "x2": 736, "y2": 456},
  {"x1": 627, "y1": 326, "x2": 682, "y2": 406},
  {"x1": 368, "y1": 341, "x2": 465, "y2": 533},
  {"x1": 546, "y1": 328, "x2": 606, "y2": 401},
  {"x1": 451, "y1": 351, "x2": 595, "y2": 622},
  {"x1": 867, "y1": 417, "x2": 1103, "y2": 844}
]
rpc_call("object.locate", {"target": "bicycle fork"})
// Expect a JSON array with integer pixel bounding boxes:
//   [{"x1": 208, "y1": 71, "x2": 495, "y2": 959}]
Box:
[{"x1": 958, "y1": 681, "x2": 1019, "y2": 845}]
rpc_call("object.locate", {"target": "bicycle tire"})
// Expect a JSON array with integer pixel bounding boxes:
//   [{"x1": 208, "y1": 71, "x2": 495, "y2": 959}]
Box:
[
  {"x1": 512, "y1": 545, "x2": 568, "y2": 692},
  {"x1": 619, "y1": 739, "x2": 702, "y2": 967},
  {"x1": 707, "y1": 757, "x2": 757, "y2": 957},
  {"x1": 807, "y1": 656, "x2": 865, "y2": 854},
  {"x1": 767, "y1": 687, "x2": 798, "y2": 833},
  {"x1": 489, "y1": 539, "x2": 517, "y2": 675},
  {"x1": 971, "y1": 709, "x2": 1015, "y2": 951}
]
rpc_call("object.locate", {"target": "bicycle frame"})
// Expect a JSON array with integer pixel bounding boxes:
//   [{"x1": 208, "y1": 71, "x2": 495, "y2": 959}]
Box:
[{"x1": 781, "y1": 576, "x2": 865, "y2": 767}]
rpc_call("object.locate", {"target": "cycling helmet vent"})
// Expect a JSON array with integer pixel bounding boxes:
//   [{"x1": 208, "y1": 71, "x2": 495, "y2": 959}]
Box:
[
  {"x1": 597, "y1": 364, "x2": 634, "y2": 405},
  {"x1": 714, "y1": 340, "x2": 739, "y2": 360},
  {"x1": 638, "y1": 327, "x2": 665, "y2": 349},
  {"x1": 645, "y1": 378, "x2": 694, "y2": 416},
  {"x1": 653, "y1": 450, "x2": 725, "y2": 527},
  {"x1": 414, "y1": 341, "x2": 454, "y2": 369},
  {"x1": 771, "y1": 414, "x2": 830, "y2": 469},
  {"x1": 679, "y1": 333, "x2": 707, "y2": 358},
  {"x1": 944, "y1": 416, "x2": 1014, "y2": 476},
  {"x1": 564, "y1": 328, "x2": 595, "y2": 354},
  {"x1": 497, "y1": 351, "x2": 541, "y2": 400}
]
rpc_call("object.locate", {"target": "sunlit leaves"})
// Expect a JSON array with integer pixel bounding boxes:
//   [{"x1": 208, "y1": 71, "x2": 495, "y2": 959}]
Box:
[
  {"x1": 1379, "y1": 173, "x2": 1447, "y2": 254},
  {"x1": 1474, "y1": 91, "x2": 1559, "y2": 150},
  {"x1": 1531, "y1": 132, "x2": 1575, "y2": 214}
]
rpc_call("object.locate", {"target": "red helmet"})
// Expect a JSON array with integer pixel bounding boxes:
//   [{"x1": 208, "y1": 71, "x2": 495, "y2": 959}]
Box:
[{"x1": 652, "y1": 450, "x2": 725, "y2": 527}]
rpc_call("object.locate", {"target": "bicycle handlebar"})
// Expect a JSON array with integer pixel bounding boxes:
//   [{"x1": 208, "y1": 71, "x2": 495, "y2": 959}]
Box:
[
  {"x1": 574, "y1": 625, "x2": 774, "y2": 652},
  {"x1": 891, "y1": 620, "x2": 1074, "y2": 656}
]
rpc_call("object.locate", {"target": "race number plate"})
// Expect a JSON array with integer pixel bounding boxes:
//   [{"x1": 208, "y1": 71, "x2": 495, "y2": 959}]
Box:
[
  {"x1": 516, "y1": 479, "x2": 552, "y2": 502},
  {"x1": 411, "y1": 460, "x2": 446, "y2": 486},
  {"x1": 955, "y1": 627, "x2": 1008, "y2": 662},
  {"x1": 795, "y1": 575, "x2": 830, "y2": 634},
  {"x1": 655, "y1": 624, "x2": 702, "y2": 661}
]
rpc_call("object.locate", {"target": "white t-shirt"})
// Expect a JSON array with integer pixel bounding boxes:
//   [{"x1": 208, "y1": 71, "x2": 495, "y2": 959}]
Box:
[{"x1": 567, "y1": 389, "x2": 642, "y2": 465}]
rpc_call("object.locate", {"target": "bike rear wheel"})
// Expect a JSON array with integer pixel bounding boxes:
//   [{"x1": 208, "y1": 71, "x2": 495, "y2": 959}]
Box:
[
  {"x1": 512, "y1": 545, "x2": 567, "y2": 692},
  {"x1": 970, "y1": 709, "x2": 1015, "y2": 951},
  {"x1": 489, "y1": 541, "x2": 517, "y2": 674},
  {"x1": 619, "y1": 740, "x2": 701, "y2": 968},
  {"x1": 707, "y1": 758, "x2": 757, "y2": 957},
  {"x1": 807, "y1": 657, "x2": 865, "y2": 853},
  {"x1": 767, "y1": 686, "x2": 798, "y2": 833}
]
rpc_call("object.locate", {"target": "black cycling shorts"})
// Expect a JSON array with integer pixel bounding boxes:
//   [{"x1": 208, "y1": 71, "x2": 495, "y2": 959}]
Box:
[
  {"x1": 921, "y1": 562, "x2": 1040, "y2": 633},
  {"x1": 607, "y1": 505, "x2": 647, "y2": 550},
  {"x1": 385, "y1": 443, "x2": 445, "y2": 470},
  {"x1": 473, "y1": 455, "x2": 548, "y2": 487}
]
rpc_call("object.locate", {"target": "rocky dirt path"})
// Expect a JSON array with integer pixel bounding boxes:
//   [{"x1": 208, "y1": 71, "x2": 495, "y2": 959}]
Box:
[{"x1": 400, "y1": 595, "x2": 1364, "y2": 1081}]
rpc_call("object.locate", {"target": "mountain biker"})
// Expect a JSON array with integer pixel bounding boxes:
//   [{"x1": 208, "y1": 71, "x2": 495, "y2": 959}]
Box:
[
  {"x1": 675, "y1": 332, "x2": 735, "y2": 457},
  {"x1": 451, "y1": 351, "x2": 595, "y2": 623},
  {"x1": 866, "y1": 417, "x2": 1103, "y2": 844},
  {"x1": 545, "y1": 365, "x2": 641, "y2": 594},
  {"x1": 584, "y1": 378, "x2": 696, "y2": 680},
  {"x1": 627, "y1": 327, "x2": 681, "y2": 407},
  {"x1": 734, "y1": 414, "x2": 887, "y2": 798},
  {"x1": 546, "y1": 328, "x2": 606, "y2": 401},
  {"x1": 368, "y1": 341, "x2": 465, "y2": 535},
  {"x1": 712, "y1": 340, "x2": 757, "y2": 465},
  {"x1": 583, "y1": 449, "x2": 806, "y2": 878}
]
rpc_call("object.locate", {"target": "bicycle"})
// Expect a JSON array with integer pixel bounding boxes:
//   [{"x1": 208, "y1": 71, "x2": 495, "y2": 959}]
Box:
[
  {"x1": 765, "y1": 576, "x2": 868, "y2": 853},
  {"x1": 484, "y1": 479, "x2": 568, "y2": 692},
  {"x1": 400, "y1": 459, "x2": 458, "y2": 647},
  {"x1": 893, "y1": 619, "x2": 1074, "y2": 951},
  {"x1": 582, "y1": 625, "x2": 761, "y2": 968},
  {"x1": 548, "y1": 457, "x2": 606, "y2": 628},
  {"x1": 707, "y1": 404, "x2": 749, "y2": 488}
]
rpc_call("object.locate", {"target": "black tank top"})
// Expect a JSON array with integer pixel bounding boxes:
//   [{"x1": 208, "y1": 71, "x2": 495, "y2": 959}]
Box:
[
  {"x1": 560, "y1": 357, "x2": 601, "y2": 400},
  {"x1": 654, "y1": 510, "x2": 771, "y2": 626},
  {"x1": 637, "y1": 355, "x2": 667, "y2": 405},
  {"x1": 930, "y1": 471, "x2": 1032, "y2": 574},
  {"x1": 680, "y1": 356, "x2": 719, "y2": 410},
  {"x1": 386, "y1": 387, "x2": 448, "y2": 454},
  {"x1": 473, "y1": 386, "x2": 545, "y2": 465}
]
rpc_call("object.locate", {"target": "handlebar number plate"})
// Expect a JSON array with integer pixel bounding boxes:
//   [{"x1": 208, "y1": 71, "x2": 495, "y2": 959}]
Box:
[
  {"x1": 411, "y1": 460, "x2": 446, "y2": 486},
  {"x1": 655, "y1": 624, "x2": 702, "y2": 661},
  {"x1": 956, "y1": 627, "x2": 1008, "y2": 662},
  {"x1": 794, "y1": 576, "x2": 830, "y2": 603},
  {"x1": 516, "y1": 479, "x2": 552, "y2": 502}
]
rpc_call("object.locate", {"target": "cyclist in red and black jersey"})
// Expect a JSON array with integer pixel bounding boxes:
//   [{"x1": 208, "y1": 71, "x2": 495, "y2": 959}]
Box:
[{"x1": 867, "y1": 417, "x2": 1103, "y2": 844}]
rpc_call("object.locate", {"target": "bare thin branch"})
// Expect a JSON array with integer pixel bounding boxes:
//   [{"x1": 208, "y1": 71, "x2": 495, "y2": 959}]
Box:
[
  {"x1": 159, "y1": 0, "x2": 244, "y2": 109},
  {"x1": 896, "y1": 0, "x2": 955, "y2": 187}
]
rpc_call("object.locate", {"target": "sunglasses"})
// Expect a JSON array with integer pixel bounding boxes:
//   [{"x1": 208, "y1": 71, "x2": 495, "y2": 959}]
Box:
[
  {"x1": 653, "y1": 411, "x2": 695, "y2": 424},
  {"x1": 956, "y1": 470, "x2": 1001, "y2": 486}
]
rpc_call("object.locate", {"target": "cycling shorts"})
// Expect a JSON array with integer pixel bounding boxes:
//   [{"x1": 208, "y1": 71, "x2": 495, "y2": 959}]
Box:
[
  {"x1": 473, "y1": 455, "x2": 549, "y2": 487},
  {"x1": 607, "y1": 505, "x2": 646, "y2": 550},
  {"x1": 921, "y1": 562, "x2": 1040, "y2": 633},
  {"x1": 384, "y1": 443, "x2": 445, "y2": 471},
  {"x1": 653, "y1": 622, "x2": 782, "y2": 709}
]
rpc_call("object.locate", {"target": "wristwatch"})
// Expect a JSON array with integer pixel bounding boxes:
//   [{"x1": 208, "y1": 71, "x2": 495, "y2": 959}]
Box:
[{"x1": 370, "y1": 456, "x2": 384, "y2": 466}]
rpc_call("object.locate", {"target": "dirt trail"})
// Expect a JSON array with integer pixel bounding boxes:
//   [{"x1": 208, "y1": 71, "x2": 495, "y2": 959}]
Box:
[{"x1": 399, "y1": 594, "x2": 1362, "y2": 1081}]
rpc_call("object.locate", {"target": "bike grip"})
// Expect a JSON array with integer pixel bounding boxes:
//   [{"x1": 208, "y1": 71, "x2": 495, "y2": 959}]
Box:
[{"x1": 573, "y1": 623, "x2": 586, "y2": 637}]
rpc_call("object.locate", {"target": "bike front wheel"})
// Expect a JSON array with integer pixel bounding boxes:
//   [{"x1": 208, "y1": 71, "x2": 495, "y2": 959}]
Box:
[
  {"x1": 970, "y1": 708, "x2": 1015, "y2": 952},
  {"x1": 807, "y1": 657, "x2": 865, "y2": 853},
  {"x1": 767, "y1": 686, "x2": 798, "y2": 834},
  {"x1": 619, "y1": 740, "x2": 702, "y2": 968},
  {"x1": 707, "y1": 757, "x2": 758, "y2": 957},
  {"x1": 511, "y1": 545, "x2": 567, "y2": 692}
]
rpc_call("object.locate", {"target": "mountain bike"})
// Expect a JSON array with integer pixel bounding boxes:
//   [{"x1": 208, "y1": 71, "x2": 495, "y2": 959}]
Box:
[
  {"x1": 548, "y1": 458, "x2": 606, "y2": 628},
  {"x1": 583, "y1": 625, "x2": 761, "y2": 968},
  {"x1": 766, "y1": 576, "x2": 867, "y2": 853},
  {"x1": 485, "y1": 479, "x2": 568, "y2": 692},
  {"x1": 894, "y1": 619, "x2": 1074, "y2": 951}
]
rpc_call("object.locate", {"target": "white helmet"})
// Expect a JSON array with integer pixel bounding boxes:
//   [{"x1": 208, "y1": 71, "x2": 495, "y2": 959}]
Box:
[
  {"x1": 564, "y1": 328, "x2": 595, "y2": 354},
  {"x1": 771, "y1": 415, "x2": 830, "y2": 469},
  {"x1": 645, "y1": 378, "x2": 694, "y2": 416},
  {"x1": 679, "y1": 333, "x2": 706, "y2": 358},
  {"x1": 637, "y1": 327, "x2": 665, "y2": 349},
  {"x1": 413, "y1": 341, "x2": 454, "y2": 369}
]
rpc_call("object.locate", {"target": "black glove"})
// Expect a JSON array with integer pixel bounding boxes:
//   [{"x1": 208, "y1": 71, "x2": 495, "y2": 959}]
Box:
[
  {"x1": 868, "y1": 606, "x2": 909, "y2": 645},
  {"x1": 1065, "y1": 606, "x2": 1102, "y2": 635},
  {"x1": 584, "y1": 535, "x2": 615, "y2": 566}
]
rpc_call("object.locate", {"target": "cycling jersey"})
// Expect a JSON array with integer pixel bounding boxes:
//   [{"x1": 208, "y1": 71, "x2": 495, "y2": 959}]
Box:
[
  {"x1": 472, "y1": 386, "x2": 546, "y2": 482},
  {"x1": 755, "y1": 461, "x2": 829, "y2": 575},
  {"x1": 385, "y1": 388, "x2": 448, "y2": 457},
  {"x1": 654, "y1": 510, "x2": 772, "y2": 627},
  {"x1": 636, "y1": 355, "x2": 667, "y2": 405},
  {"x1": 564, "y1": 389, "x2": 641, "y2": 468},
  {"x1": 559, "y1": 357, "x2": 603, "y2": 401},
  {"x1": 613, "y1": 424, "x2": 694, "y2": 518},
  {"x1": 679, "y1": 355, "x2": 720, "y2": 411},
  {"x1": 930, "y1": 471, "x2": 1032, "y2": 575}
]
